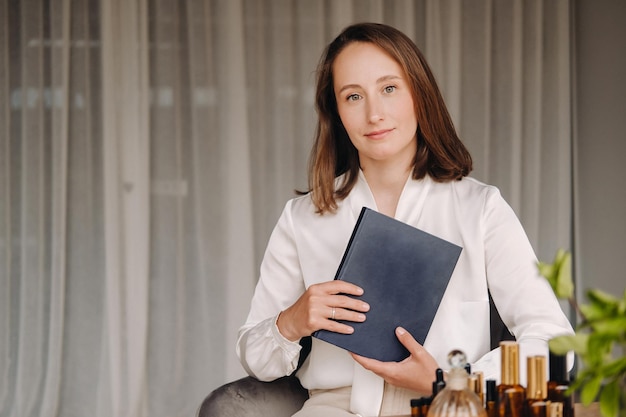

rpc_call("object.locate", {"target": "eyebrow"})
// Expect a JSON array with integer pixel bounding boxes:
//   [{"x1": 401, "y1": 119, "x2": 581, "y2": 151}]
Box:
[{"x1": 337, "y1": 74, "x2": 402, "y2": 94}]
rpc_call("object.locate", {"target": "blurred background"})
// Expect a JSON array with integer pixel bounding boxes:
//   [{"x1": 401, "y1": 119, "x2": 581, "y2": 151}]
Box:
[{"x1": 1, "y1": 0, "x2": 624, "y2": 416}]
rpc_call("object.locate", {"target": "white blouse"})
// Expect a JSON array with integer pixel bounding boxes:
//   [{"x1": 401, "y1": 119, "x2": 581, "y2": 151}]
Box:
[{"x1": 236, "y1": 172, "x2": 573, "y2": 416}]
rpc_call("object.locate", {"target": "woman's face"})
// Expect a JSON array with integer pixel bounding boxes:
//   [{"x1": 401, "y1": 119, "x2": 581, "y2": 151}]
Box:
[{"x1": 332, "y1": 41, "x2": 417, "y2": 170}]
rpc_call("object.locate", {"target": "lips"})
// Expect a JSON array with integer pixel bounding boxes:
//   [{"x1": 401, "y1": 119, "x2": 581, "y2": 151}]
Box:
[{"x1": 364, "y1": 128, "x2": 394, "y2": 139}]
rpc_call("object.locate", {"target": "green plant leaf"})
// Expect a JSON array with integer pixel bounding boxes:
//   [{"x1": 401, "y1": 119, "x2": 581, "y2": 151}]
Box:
[
  {"x1": 580, "y1": 375, "x2": 603, "y2": 405},
  {"x1": 602, "y1": 357, "x2": 626, "y2": 378},
  {"x1": 590, "y1": 317, "x2": 626, "y2": 336},
  {"x1": 539, "y1": 249, "x2": 574, "y2": 299},
  {"x1": 588, "y1": 289, "x2": 620, "y2": 306},
  {"x1": 599, "y1": 380, "x2": 620, "y2": 417},
  {"x1": 587, "y1": 331, "x2": 614, "y2": 352},
  {"x1": 538, "y1": 260, "x2": 555, "y2": 279},
  {"x1": 568, "y1": 372, "x2": 587, "y2": 393},
  {"x1": 581, "y1": 303, "x2": 615, "y2": 322},
  {"x1": 540, "y1": 248, "x2": 626, "y2": 417},
  {"x1": 538, "y1": 261, "x2": 557, "y2": 291},
  {"x1": 549, "y1": 334, "x2": 588, "y2": 355},
  {"x1": 618, "y1": 295, "x2": 626, "y2": 316},
  {"x1": 583, "y1": 289, "x2": 621, "y2": 321},
  {"x1": 555, "y1": 250, "x2": 574, "y2": 299}
]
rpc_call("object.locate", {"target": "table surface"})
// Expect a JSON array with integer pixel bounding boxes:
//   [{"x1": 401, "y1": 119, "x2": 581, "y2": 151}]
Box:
[{"x1": 574, "y1": 402, "x2": 601, "y2": 417}]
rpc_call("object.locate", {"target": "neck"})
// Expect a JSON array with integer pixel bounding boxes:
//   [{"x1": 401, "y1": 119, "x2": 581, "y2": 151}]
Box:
[{"x1": 361, "y1": 163, "x2": 412, "y2": 217}]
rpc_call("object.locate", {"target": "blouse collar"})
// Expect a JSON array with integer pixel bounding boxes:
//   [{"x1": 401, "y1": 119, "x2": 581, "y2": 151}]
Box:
[{"x1": 347, "y1": 170, "x2": 433, "y2": 226}]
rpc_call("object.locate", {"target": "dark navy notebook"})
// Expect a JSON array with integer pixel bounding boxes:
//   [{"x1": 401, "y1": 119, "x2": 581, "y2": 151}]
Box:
[{"x1": 312, "y1": 207, "x2": 462, "y2": 362}]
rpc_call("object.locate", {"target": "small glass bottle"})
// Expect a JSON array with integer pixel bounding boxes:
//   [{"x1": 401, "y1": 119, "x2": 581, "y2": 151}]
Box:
[
  {"x1": 485, "y1": 379, "x2": 497, "y2": 417},
  {"x1": 547, "y1": 352, "x2": 573, "y2": 417},
  {"x1": 525, "y1": 355, "x2": 549, "y2": 417},
  {"x1": 427, "y1": 350, "x2": 487, "y2": 417},
  {"x1": 433, "y1": 368, "x2": 447, "y2": 397},
  {"x1": 469, "y1": 371, "x2": 484, "y2": 406},
  {"x1": 422, "y1": 396, "x2": 433, "y2": 416},
  {"x1": 412, "y1": 398, "x2": 424, "y2": 417},
  {"x1": 497, "y1": 341, "x2": 525, "y2": 417}
]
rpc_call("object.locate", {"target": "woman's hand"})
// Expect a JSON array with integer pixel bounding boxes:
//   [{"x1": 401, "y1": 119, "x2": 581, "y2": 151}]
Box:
[
  {"x1": 351, "y1": 327, "x2": 439, "y2": 395},
  {"x1": 276, "y1": 280, "x2": 370, "y2": 342}
]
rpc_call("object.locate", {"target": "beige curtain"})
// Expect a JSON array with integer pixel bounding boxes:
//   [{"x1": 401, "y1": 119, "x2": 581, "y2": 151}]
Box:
[{"x1": 0, "y1": 0, "x2": 572, "y2": 416}]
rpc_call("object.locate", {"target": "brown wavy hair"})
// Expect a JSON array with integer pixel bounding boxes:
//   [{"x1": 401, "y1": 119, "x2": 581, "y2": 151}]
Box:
[{"x1": 306, "y1": 22, "x2": 472, "y2": 214}]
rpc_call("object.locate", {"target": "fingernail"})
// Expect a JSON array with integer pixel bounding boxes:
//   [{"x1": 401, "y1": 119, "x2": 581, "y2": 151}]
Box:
[{"x1": 396, "y1": 326, "x2": 406, "y2": 335}]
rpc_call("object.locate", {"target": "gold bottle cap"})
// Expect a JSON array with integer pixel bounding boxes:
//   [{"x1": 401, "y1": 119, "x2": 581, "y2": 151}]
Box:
[
  {"x1": 549, "y1": 402, "x2": 563, "y2": 417},
  {"x1": 527, "y1": 355, "x2": 547, "y2": 399},
  {"x1": 500, "y1": 341, "x2": 519, "y2": 385}
]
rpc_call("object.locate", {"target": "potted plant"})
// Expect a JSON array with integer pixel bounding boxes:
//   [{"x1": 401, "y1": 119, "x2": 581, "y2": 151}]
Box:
[{"x1": 538, "y1": 249, "x2": 626, "y2": 417}]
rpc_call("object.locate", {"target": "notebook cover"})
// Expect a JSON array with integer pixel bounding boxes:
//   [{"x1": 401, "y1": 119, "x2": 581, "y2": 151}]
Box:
[{"x1": 312, "y1": 207, "x2": 462, "y2": 362}]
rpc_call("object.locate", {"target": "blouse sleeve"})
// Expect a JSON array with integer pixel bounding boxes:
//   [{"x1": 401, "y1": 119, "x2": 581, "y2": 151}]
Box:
[
  {"x1": 236, "y1": 200, "x2": 307, "y2": 381},
  {"x1": 472, "y1": 188, "x2": 574, "y2": 384}
]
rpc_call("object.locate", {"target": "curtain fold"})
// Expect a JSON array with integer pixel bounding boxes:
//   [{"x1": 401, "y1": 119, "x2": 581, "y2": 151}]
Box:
[
  {"x1": 216, "y1": 0, "x2": 257, "y2": 380},
  {"x1": 0, "y1": 1, "x2": 573, "y2": 416},
  {"x1": 445, "y1": 0, "x2": 572, "y2": 257},
  {"x1": 101, "y1": 0, "x2": 151, "y2": 415},
  {"x1": 40, "y1": 0, "x2": 71, "y2": 414}
]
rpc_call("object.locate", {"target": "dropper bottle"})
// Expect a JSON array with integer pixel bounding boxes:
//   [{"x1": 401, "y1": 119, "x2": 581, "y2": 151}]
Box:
[
  {"x1": 426, "y1": 350, "x2": 487, "y2": 417},
  {"x1": 497, "y1": 341, "x2": 525, "y2": 417}
]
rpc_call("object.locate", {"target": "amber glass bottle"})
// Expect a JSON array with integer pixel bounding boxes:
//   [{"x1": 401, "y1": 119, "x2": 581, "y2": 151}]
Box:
[
  {"x1": 525, "y1": 356, "x2": 549, "y2": 417},
  {"x1": 547, "y1": 352, "x2": 573, "y2": 417},
  {"x1": 497, "y1": 341, "x2": 525, "y2": 417},
  {"x1": 422, "y1": 396, "x2": 433, "y2": 416},
  {"x1": 412, "y1": 398, "x2": 424, "y2": 417},
  {"x1": 468, "y1": 372, "x2": 484, "y2": 406}
]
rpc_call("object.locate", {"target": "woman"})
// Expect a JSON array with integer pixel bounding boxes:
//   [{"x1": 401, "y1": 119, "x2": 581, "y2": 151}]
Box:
[{"x1": 236, "y1": 22, "x2": 573, "y2": 417}]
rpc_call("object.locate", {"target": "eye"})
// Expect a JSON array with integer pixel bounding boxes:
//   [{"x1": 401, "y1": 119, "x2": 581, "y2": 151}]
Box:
[
  {"x1": 346, "y1": 93, "x2": 361, "y2": 102},
  {"x1": 383, "y1": 85, "x2": 396, "y2": 94}
]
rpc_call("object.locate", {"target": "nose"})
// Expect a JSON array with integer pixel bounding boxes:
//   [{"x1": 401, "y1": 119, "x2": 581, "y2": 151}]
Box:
[{"x1": 366, "y1": 96, "x2": 384, "y2": 123}]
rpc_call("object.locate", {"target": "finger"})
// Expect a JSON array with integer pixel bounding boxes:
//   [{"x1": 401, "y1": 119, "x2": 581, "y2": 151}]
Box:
[
  {"x1": 351, "y1": 352, "x2": 390, "y2": 374},
  {"x1": 351, "y1": 352, "x2": 380, "y2": 367},
  {"x1": 395, "y1": 327, "x2": 419, "y2": 351},
  {"x1": 395, "y1": 327, "x2": 430, "y2": 363},
  {"x1": 315, "y1": 305, "x2": 350, "y2": 333},
  {"x1": 323, "y1": 280, "x2": 364, "y2": 296},
  {"x1": 330, "y1": 306, "x2": 367, "y2": 323},
  {"x1": 322, "y1": 319, "x2": 355, "y2": 335},
  {"x1": 331, "y1": 294, "x2": 370, "y2": 313}
]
